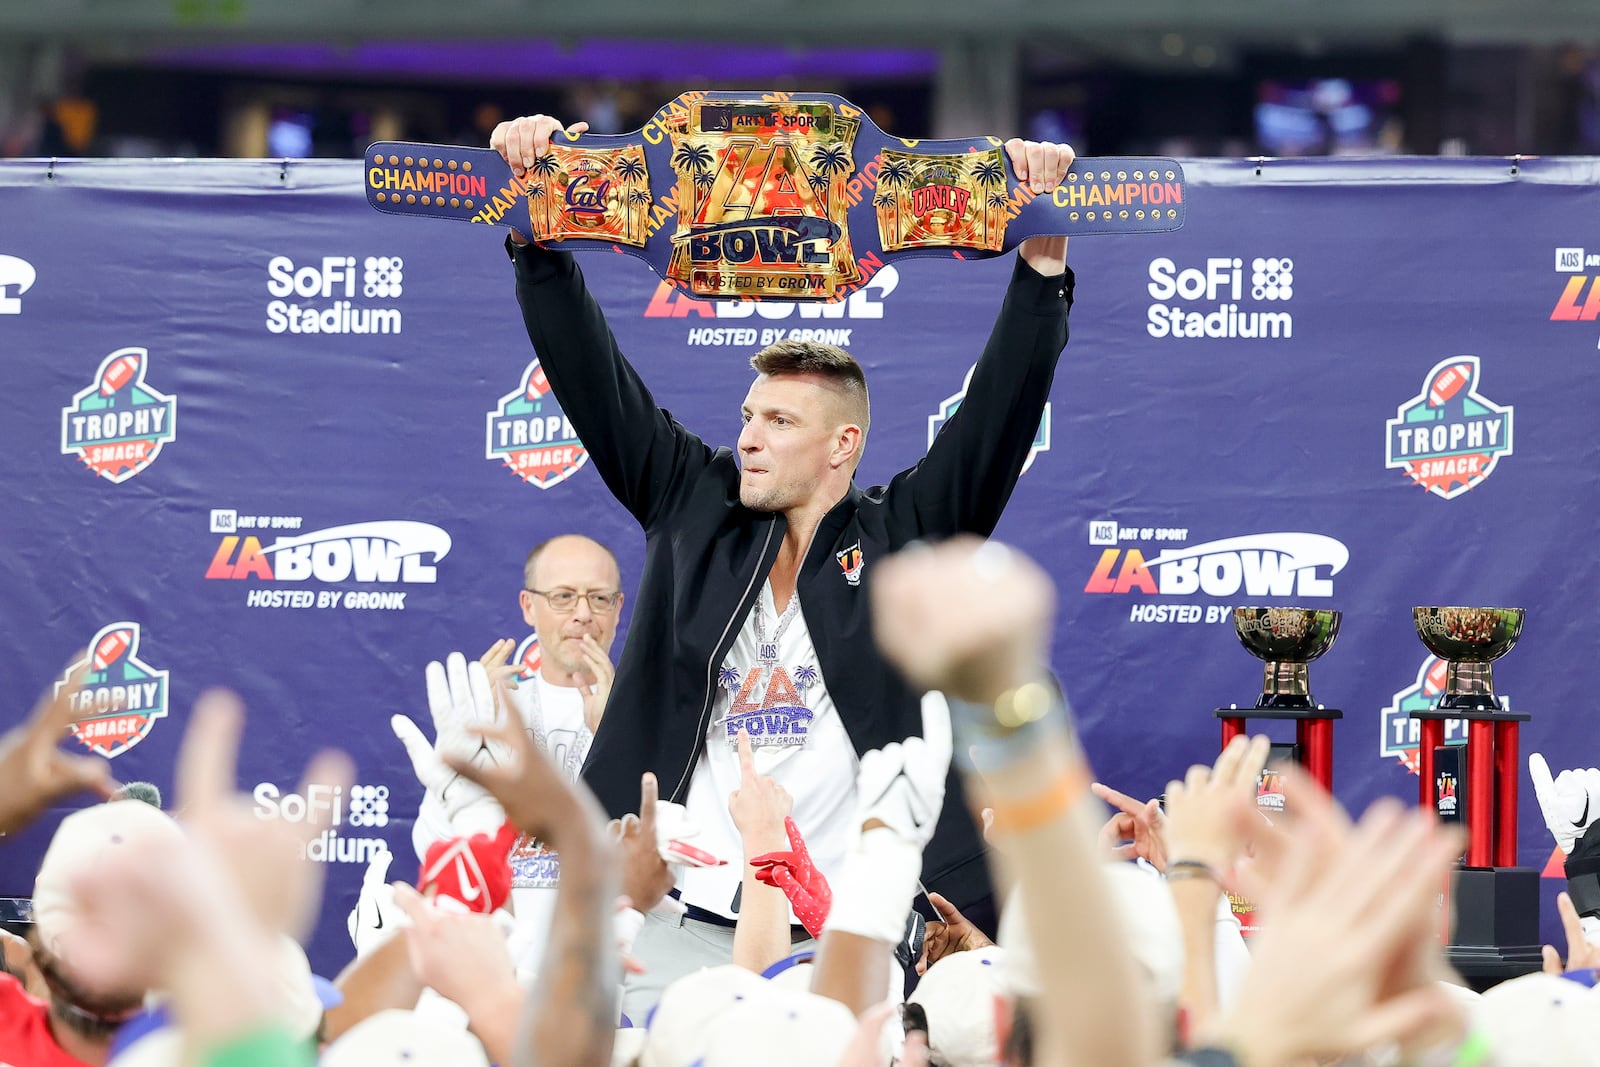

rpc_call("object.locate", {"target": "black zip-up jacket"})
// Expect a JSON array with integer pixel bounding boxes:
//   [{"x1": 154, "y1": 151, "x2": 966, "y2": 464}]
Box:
[{"x1": 508, "y1": 238, "x2": 1073, "y2": 906}]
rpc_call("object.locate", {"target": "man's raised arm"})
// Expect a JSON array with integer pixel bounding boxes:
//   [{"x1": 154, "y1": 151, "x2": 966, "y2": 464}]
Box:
[
  {"x1": 494, "y1": 114, "x2": 714, "y2": 530},
  {"x1": 881, "y1": 139, "x2": 1075, "y2": 540}
]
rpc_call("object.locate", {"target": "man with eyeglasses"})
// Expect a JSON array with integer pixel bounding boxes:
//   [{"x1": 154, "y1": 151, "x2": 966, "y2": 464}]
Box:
[
  {"x1": 490, "y1": 113, "x2": 1074, "y2": 1011},
  {"x1": 410, "y1": 533, "x2": 624, "y2": 949}
]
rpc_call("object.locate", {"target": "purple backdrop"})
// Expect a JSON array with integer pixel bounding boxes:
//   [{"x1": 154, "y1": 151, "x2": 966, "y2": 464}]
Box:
[{"x1": 2, "y1": 155, "x2": 1597, "y2": 976}]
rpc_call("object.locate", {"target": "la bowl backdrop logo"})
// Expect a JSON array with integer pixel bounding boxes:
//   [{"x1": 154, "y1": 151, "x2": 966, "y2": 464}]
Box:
[
  {"x1": 929, "y1": 364, "x2": 1050, "y2": 474},
  {"x1": 486, "y1": 360, "x2": 590, "y2": 489},
  {"x1": 56, "y1": 622, "x2": 170, "y2": 758},
  {"x1": 60, "y1": 347, "x2": 177, "y2": 483},
  {"x1": 1385, "y1": 356, "x2": 1513, "y2": 500}
]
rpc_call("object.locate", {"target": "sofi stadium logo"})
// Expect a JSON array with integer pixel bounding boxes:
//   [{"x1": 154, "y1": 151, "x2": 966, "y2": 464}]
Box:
[
  {"x1": 486, "y1": 360, "x2": 590, "y2": 489},
  {"x1": 60, "y1": 348, "x2": 177, "y2": 483},
  {"x1": 254, "y1": 781, "x2": 392, "y2": 864},
  {"x1": 929, "y1": 364, "x2": 1050, "y2": 474},
  {"x1": 55, "y1": 623, "x2": 170, "y2": 759},
  {"x1": 1384, "y1": 356, "x2": 1513, "y2": 500},
  {"x1": 266, "y1": 254, "x2": 403, "y2": 335},
  {"x1": 205, "y1": 517, "x2": 451, "y2": 611},
  {"x1": 1085, "y1": 531, "x2": 1348, "y2": 621},
  {"x1": 1146, "y1": 256, "x2": 1295, "y2": 340},
  {"x1": 1380, "y1": 656, "x2": 1471, "y2": 774}
]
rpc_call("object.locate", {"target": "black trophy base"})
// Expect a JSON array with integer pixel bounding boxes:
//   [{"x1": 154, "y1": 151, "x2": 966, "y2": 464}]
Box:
[{"x1": 1447, "y1": 867, "x2": 1543, "y2": 988}]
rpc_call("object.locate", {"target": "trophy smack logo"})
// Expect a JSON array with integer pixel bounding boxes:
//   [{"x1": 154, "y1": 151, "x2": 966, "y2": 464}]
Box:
[
  {"x1": 1384, "y1": 356, "x2": 1513, "y2": 500},
  {"x1": 486, "y1": 360, "x2": 590, "y2": 489},
  {"x1": 60, "y1": 348, "x2": 178, "y2": 483},
  {"x1": 56, "y1": 623, "x2": 170, "y2": 759},
  {"x1": 1145, "y1": 256, "x2": 1295, "y2": 341},
  {"x1": 929, "y1": 364, "x2": 1051, "y2": 474},
  {"x1": 1379, "y1": 656, "x2": 1468, "y2": 773}
]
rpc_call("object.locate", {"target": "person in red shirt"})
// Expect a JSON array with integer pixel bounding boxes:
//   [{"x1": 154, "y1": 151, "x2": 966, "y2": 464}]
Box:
[
  {"x1": 0, "y1": 968, "x2": 104, "y2": 1067},
  {"x1": 0, "y1": 801, "x2": 185, "y2": 1067}
]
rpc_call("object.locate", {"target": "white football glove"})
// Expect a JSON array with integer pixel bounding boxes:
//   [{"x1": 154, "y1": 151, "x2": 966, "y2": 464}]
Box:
[
  {"x1": 346, "y1": 848, "x2": 407, "y2": 958},
  {"x1": 392, "y1": 652, "x2": 508, "y2": 837},
  {"x1": 1529, "y1": 752, "x2": 1600, "y2": 855},
  {"x1": 853, "y1": 692, "x2": 952, "y2": 849}
]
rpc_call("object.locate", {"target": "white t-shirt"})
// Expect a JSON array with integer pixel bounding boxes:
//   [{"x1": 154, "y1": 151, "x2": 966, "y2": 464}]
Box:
[{"x1": 680, "y1": 581, "x2": 860, "y2": 921}]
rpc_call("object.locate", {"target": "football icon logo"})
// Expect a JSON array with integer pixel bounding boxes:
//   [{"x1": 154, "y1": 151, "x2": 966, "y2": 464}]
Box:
[{"x1": 1426, "y1": 362, "x2": 1472, "y2": 408}]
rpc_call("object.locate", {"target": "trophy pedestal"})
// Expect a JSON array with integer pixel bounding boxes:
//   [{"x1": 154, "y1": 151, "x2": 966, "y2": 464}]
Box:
[
  {"x1": 1447, "y1": 867, "x2": 1543, "y2": 986},
  {"x1": 1215, "y1": 705, "x2": 1343, "y2": 790}
]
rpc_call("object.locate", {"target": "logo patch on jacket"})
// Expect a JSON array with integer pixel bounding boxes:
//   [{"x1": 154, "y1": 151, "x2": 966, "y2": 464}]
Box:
[{"x1": 836, "y1": 541, "x2": 864, "y2": 586}]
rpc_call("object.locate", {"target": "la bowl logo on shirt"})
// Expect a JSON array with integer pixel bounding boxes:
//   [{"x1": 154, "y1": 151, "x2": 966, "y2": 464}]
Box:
[
  {"x1": 60, "y1": 347, "x2": 177, "y2": 483},
  {"x1": 485, "y1": 360, "x2": 590, "y2": 489},
  {"x1": 720, "y1": 664, "x2": 818, "y2": 747},
  {"x1": 1379, "y1": 656, "x2": 1468, "y2": 774},
  {"x1": 929, "y1": 364, "x2": 1050, "y2": 474},
  {"x1": 0, "y1": 253, "x2": 36, "y2": 314},
  {"x1": 56, "y1": 622, "x2": 170, "y2": 759},
  {"x1": 1385, "y1": 356, "x2": 1512, "y2": 500}
]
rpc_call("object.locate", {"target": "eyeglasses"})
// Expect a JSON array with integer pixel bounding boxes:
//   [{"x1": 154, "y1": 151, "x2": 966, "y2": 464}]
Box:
[{"x1": 525, "y1": 587, "x2": 623, "y2": 613}]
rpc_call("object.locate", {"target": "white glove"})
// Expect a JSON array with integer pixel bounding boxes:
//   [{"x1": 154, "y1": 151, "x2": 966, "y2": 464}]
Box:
[
  {"x1": 392, "y1": 652, "x2": 508, "y2": 837},
  {"x1": 654, "y1": 799, "x2": 727, "y2": 869},
  {"x1": 1529, "y1": 752, "x2": 1600, "y2": 854},
  {"x1": 854, "y1": 692, "x2": 952, "y2": 849},
  {"x1": 346, "y1": 848, "x2": 407, "y2": 957}
]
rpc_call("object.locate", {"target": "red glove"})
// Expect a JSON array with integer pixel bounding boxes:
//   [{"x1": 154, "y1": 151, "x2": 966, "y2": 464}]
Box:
[
  {"x1": 750, "y1": 816, "x2": 832, "y2": 938},
  {"x1": 419, "y1": 821, "x2": 518, "y2": 914}
]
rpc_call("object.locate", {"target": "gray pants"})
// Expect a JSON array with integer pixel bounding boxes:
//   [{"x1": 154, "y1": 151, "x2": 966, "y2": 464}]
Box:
[{"x1": 620, "y1": 908, "x2": 817, "y2": 1023}]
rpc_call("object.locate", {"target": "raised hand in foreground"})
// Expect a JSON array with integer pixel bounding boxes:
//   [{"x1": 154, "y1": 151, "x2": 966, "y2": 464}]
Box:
[
  {"x1": 444, "y1": 703, "x2": 620, "y2": 1067},
  {"x1": 0, "y1": 661, "x2": 117, "y2": 835}
]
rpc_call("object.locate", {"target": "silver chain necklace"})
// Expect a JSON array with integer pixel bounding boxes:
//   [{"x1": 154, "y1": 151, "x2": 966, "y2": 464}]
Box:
[{"x1": 754, "y1": 586, "x2": 802, "y2": 665}]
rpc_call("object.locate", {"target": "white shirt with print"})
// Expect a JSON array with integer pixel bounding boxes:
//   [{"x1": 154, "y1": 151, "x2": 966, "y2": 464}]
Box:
[{"x1": 680, "y1": 581, "x2": 861, "y2": 921}]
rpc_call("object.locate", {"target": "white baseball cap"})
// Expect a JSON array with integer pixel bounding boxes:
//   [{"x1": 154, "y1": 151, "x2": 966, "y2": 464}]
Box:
[
  {"x1": 32, "y1": 800, "x2": 185, "y2": 989},
  {"x1": 1470, "y1": 972, "x2": 1600, "y2": 1067},
  {"x1": 320, "y1": 1009, "x2": 490, "y2": 1067},
  {"x1": 998, "y1": 863, "x2": 1184, "y2": 1006},
  {"x1": 907, "y1": 946, "x2": 1009, "y2": 1067},
  {"x1": 641, "y1": 965, "x2": 780, "y2": 1067},
  {"x1": 697, "y1": 987, "x2": 859, "y2": 1067}
]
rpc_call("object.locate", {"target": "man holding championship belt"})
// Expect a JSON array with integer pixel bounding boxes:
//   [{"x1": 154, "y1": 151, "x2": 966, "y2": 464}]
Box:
[{"x1": 490, "y1": 112, "x2": 1074, "y2": 1011}]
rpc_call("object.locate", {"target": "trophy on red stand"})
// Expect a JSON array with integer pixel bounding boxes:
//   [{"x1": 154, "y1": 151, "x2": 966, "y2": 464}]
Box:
[
  {"x1": 1407, "y1": 606, "x2": 1539, "y2": 981},
  {"x1": 1216, "y1": 607, "x2": 1343, "y2": 790},
  {"x1": 1216, "y1": 607, "x2": 1342, "y2": 938}
]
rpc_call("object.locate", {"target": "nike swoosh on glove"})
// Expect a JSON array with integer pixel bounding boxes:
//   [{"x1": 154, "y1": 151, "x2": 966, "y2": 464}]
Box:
[
  {"x1": 419, "y1": 822, "x2": 519, "y2": 915},
  {"x1": 347, "y1": 848, "x2": 407, "y2": 956},
  {"x1": 853, "y1": 693, "x2": 952, "y2": 849},
  {"x1": 392, "y1": 652, "x2": 508, "y2": 837},
  {"x1": 1530, "y1": 752, "x2": 1600, "y2": 854},
  {"x1": 751, "y1": 816, "x2": 833, "y2": 938}
]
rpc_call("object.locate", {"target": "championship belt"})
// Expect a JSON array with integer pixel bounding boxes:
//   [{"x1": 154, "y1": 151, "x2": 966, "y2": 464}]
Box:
[{"x1": 365, "y1": 90, "x2": 1186, "y2": 301}]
